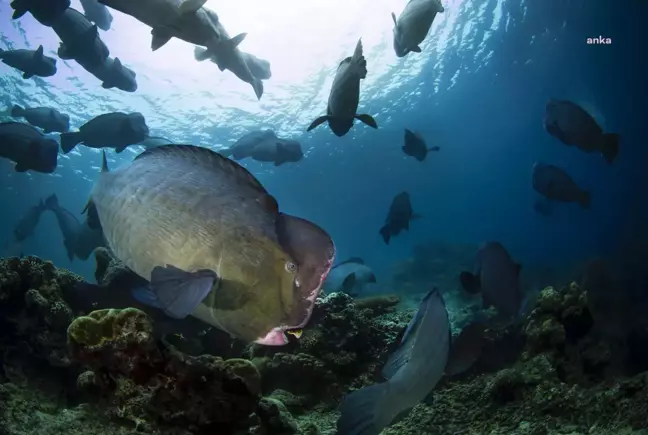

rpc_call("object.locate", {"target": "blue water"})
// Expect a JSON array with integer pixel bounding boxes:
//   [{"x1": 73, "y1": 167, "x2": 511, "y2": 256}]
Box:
[{"x1": 1, "y1": 0, "x2": 646, "y2": 289}]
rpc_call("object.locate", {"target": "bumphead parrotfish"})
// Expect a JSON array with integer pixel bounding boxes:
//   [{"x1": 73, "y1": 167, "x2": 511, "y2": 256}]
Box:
[{"x1": 86, "y1": 145, "x2": 335, "y2": 345}]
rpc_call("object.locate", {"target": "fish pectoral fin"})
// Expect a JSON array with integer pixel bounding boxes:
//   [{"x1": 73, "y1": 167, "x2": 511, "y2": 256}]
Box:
[
  {"x1": 22, "y1": 72, "x2": 33, "y2": 79},
  {"x1": 391, "y1": 12, "x2": 398, "y2": 27},
  {"x1": 341, "y1": 272, "x2": 357, "y2": 294},
  {"x1": 178, "y1": 0, "x2": 208, "y2": 15},
  {"x1": 64, "y1": 239, "x2": 76, "y2": 262},
  {"x1": 306, "y1": 115, "x2": 330, "y2": 132},
  {"x1": 149, "y1": 265, "x2": 218, "y2": 319},
  {"x1": 115, "y1": 145, "x2": 128, "y2": 153},
  {"x1": 459, "y1": 271, "x2": 481, "y2": 294},
  {"x1": 411, "y1": 45, "x2": 422, "y2": 53},
  {"x1": 151, "y1": 28, "x2": 173, "y2": 51},
  {"x1": 354, "y1": 114, "x2": 378, "y2": 129}
]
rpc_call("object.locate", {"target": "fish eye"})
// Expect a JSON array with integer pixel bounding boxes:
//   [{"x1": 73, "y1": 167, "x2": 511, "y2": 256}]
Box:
[{"x1": 285, "y1": 261, "x2": 297, "y2": 273}]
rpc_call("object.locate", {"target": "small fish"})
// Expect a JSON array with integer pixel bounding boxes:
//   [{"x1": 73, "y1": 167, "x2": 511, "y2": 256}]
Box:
[
  {"x1": 80, "y1": 0, "x2": 113, "y2": 31},
  {"x1": 10, "y1": 105, "x2": 69, "y2": 133},
  {"x1": 10, "y1": 0, "x2": 70, "y2": 26},
  {"x1": 379, "y1": 192, "x2": 420, "y2": 245},
  {"x1": 391, "y1": 0, "x2": 445, "y2": 57},
  {"x1": 323, "y1": 257, "x2": 377, "y2": 296},
  {"x1": 85, "y1": 145, "x2": 335, "y2": 345},
  {"x1": 401, "y1": 129, "x2": 439, "y2": 161},
  {"x1": 89, "y1": 57, "x2": 138, "y2": 92},
  {"x1": 307, "y1": 38, "x2": 378, "y2": 137},
  {"x1": 52, "y1": 8, "x2": 110, "y2": 70},
  {"x1": 60, "y1": 112, "x2": 149, "y2": 154},
  {"x1": 532, "y1": 162, "x2": 590, "y2": 209},
  {"x1": 0, "y1": 46, "x2": 57, "y2": 79},
  {"x1": 0, "y1": 122, "x2": 59, "y2": 173},
  {"x1": 336, "y1": 288, "x2": 450, "y2": 435},
  {"x1": 544, "y1": 99, "x2": 619, "y2": 164},
  {"x1": 460, "y1": 241, "x2": 523, "y2": 319}
]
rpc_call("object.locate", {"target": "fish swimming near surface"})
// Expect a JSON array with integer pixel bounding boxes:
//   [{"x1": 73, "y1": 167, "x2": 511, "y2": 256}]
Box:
[
  {"x1": 336, "y1": 288, "x2": 450, "y2": 435},
  {"x1": 221, "y1": 131, "x2": 303, "y2": 166},
  {"x1": 532, "y1": 162, "x2": 590, "y2": 209},
  {"x1": 0, "y1": 46, "x2": 57, "y2": 79},
  {"x1": 89, "y1": 57, "x2": 138, "y2": 92},
  {"x1": 195, "y1": 46, "x2": 272, "y2": 80},
  {"x1": 97, "y1": 0, "x2": 249, "y2": 84},
  {"x1": 379, "y1": 192, "x2": 420, "y2": 245},
  {"x1": 138, "y1": 136, "x2": 175, "y2": 148},
  {"x1": 544, "y1": 99, "x2": 620, "y2": 164},
  {"x1": 10, "y1": 105, "x2": 70, "y2": 133},
  {"x1": 306, "y1": 38, "x2": 378, "y2": 137},
  {"x1": 460, "y1": 241, "x2": 523, "y2": 319},
  {"x1": 85, "y1": 145, "x2": 335, "y2": 345},
  {"x1": 322, "y1": 257, "x2": 377, "y2": 297},
  {"x1": 401, "y1": 128, "x2": 440, "y2": 161},
  {"x1": 60, "y1": 112, "x2": 149, "y2": 153},
  {"x1": 80, "y1": 0, "x2": 113, "y2": 30},
  {"x1": 391, "y1": 0, "x2": 445, "y2": 57},
  {"x1": 10, "y1": 0, "x2": 70, "y2": 26},
  {"x1": 192, "y1": 19, "x2": 264, "y2": 99},
  {"x1": 0, "y1": 122, "x2": 59, "y2": 173},
  {"x1": 51, "y1": 8, "x2": 110, "y2": 70}
]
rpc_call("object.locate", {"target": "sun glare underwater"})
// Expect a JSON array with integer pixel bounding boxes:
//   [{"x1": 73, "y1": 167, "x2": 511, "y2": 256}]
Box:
[{"x1": 0, "y1": 0, "x2": 647, "y2": 434}]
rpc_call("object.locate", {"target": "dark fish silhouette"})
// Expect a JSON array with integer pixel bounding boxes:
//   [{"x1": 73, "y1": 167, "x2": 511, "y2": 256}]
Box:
[
  {"x1": 544, "y1": 99, "x2": 619, "y2": 164},
  {"x1": 460, "y1": 241, "x2": 523, "y2": 319},
  {"x1": 89, "y1": 57, "x2": 138, "y2": 92},
  {"x1": 52, "y1": 8, "x2": 110, "y2": 70},
  {"x1": 0, "y1": 46, "x2": 57, "y2": 79},
  {"x1": 307, "y1": 38, "x2": 377, "y2": 137},
  {"x1": 13, "y1": 200, "x2": 46, "y2": 242},
  {"x1": 0, "y1": 122, "x2": 59, "y2": 173},
  {"x1": 402, "y1": 129, "x2": 440, "y2": 161},
  {"x1": 379, "y1": 192, "x2": 420, "y2": 245},
  {"x1": 11, "y1": 105, "x2": 69, "y2": 133},
  {"x1": 10, "y1": 0, "x2": 70, "y2": 26},
  {"x1": 532, "y1": 162, "x2": 590, "y2": 209},
  {"x1": 221, "y1": 130, "x2": 303, "y2": 166},
  {"x1": 60, "y1": 112, "x2": 149, "y2": 153},
  {"x1": 80, "y1": 0, "x2": 113, "y2": 30}
]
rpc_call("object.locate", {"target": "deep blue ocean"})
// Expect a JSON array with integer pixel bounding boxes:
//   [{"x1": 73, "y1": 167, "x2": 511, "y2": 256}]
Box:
[{"x1": 1, "y1": 0, "x2": 645, "y2": 298}]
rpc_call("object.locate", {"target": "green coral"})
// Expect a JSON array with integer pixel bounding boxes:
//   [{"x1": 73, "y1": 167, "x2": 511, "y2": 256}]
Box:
[{"x1": 67, "y1": 307, "x2": 152, "y2": 347}]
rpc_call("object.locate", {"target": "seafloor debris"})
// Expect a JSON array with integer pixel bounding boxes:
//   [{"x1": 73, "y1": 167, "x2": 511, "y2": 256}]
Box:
[{"x1": 0, "y1": 256, "x2": 646, "y2": 435}]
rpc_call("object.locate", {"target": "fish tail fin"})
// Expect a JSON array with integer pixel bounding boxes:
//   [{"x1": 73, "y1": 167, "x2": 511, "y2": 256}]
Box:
[
  {"x1": 44, "y1": 193, "x2": 59, "y2": 210},
  {"x1": 193, "y1": 46, "x2": 210, "y2": 62},
  {"x1": 251, "y1": 77, "x2": 264, "y2": 100},
  {"x1": 352, "y1": 38, "x2": 368, "y2": 79},
  {"x1": 101, "y1": 150, "x2": 109, "y2": 172},
  {"x1": 64, "y1": 238, "x2": 76, "y2": 262},
  {"x1": 379, "y1": 225, "x2": 391, "y2": 245},
  {"x1": 336, "y1": 383, "x2": 393, "y2": 435},
  {"x1": 60, "y1": 132, "x2": 82, "y2": 154},
  {"x1": 578, "y1": 190, "x2": 591, "y2": 209},
  {"x1": 600, "y1": 133, "x2": 619, "y2": 164},
  {"x1": 10, "y1": 104, "x2": 24, "y2": 117}
]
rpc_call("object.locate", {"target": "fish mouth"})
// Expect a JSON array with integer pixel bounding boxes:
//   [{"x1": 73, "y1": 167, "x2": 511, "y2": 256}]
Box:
[{"x1": 254, "y1": 327, "x2": 303, "y2": 346}]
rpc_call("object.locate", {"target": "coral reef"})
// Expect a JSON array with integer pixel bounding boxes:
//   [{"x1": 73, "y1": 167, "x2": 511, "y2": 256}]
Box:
[{"x1": 0, "y1": 255, "x2": 646, "y2": 435}]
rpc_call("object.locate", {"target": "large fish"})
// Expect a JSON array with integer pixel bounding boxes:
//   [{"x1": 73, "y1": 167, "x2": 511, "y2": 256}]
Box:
[
  {"x1": 10, "y1": 0, "x2": 70, "y2": 27},
  {"x1": 401, "y1": 128, "x2": 440, "y2": 161},
  {"x1": 13, "y1": 199, "x2": 46, "y2": 243},
  {"x1": 0, "y1": 46, "x2": 57, "y2": 79},
  {"x1": 51, "y1": 7, "x2": 110, "y2": 70},
  {"x1": 10, "y1": 105, "x2": 69, "y2": 133},
  {"x1": 86, "y1": 145, "x2": 335, "y2": 345},
  {"x1": 0, "y1": 122, "x2": 59, "y2": 173},
  {"x1": 60, "y1": 112, "x2": 149, "y2": 153},
  {"x1": 80, "y1": 0, "x2": 113, "y2": 31},
  {"x1": 544, "y1": 99, "x2": 620, "y2": 164},
  {"x1": 97, "y1": 0, "x2": 245, "y2": 62},
  {"x1": 379, "y1": 192, "x2": 419, "y2": 245},
  {"x1": 336, "y1": 288, "x2": 450, "y2": 435},
  {"x1": 460, "y1": 241, "x2": 523, "y2": 319},
  {"x1": 532, "y1": 162, "x2": 590, "y2": 209},
  {"x1": 307, "y1": 38, "x2": 378, "y2": 137},
  {"x1": 391, "y1": 0, "x2": 445, "y2": 57}
]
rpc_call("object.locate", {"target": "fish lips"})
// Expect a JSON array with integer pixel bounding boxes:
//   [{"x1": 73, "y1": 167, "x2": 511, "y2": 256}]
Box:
[{"x1": 256, "y1": 214, "x2": 335, "y2": 346}]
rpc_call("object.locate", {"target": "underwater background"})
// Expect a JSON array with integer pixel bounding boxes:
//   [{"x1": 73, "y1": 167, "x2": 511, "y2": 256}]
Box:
[{"x1": 1, "y1": 0, "x2": 648, "y2": 434}]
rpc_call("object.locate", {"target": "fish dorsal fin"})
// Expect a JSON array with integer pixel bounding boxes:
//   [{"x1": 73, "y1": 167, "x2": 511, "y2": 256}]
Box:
[
  {"x1": 382, "y1": 288, "x2": 438, "y2": 379},
  {"x1": 34, "y1": 45, "x2": 44, "y2": 59},
  {"x1": 134, "y1": 145, "x2": 269, "y2": 196},
  {"x1": 391, "y1": 12, "x2": 398, "y2": 28},
  {"x1": 336, "y1": 257, "x2": 365, "y2": 267},
  {"x1": 338, "y1": 56, "x2": 352, "y2": 68}
]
